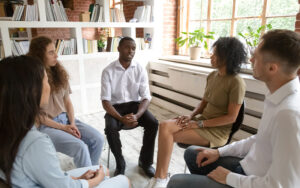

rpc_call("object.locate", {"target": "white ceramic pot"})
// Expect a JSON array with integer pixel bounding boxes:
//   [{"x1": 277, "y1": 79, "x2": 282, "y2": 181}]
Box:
[{"x1": 189, "y1": 47, "x2": 201, "y2": 60}]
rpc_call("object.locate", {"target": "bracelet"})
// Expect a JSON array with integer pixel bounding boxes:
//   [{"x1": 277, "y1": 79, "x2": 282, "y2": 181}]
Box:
[{"x1": 197, "y1": 120, "x2": 204, "y2": 128}]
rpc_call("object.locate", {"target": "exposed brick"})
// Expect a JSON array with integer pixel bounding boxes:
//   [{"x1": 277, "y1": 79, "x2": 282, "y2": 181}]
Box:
[
  {"x1": 297, "y1": 13, "x2": 300, "y2": 21},
  {"x1": 295, "y1": 21, "x2": 300, "y2": 29}
]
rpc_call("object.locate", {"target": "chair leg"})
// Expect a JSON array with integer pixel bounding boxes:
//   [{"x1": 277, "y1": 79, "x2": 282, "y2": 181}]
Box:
[
  {"x1": 107, "y1": 145, "x2": 110, "y2": 169},
  {"x1": 184, "y1": 163, "x2": 187, "y2": 174}
]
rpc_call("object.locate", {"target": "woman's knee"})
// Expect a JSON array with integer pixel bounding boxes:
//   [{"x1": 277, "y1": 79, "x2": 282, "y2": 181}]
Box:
[{"x1": 159, "y1": 120, "x2": 177, "y2": 133}]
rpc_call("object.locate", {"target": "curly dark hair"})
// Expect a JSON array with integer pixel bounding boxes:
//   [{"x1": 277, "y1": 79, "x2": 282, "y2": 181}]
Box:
[
  {"x1": 212, "y1": 37, "x2": 247, "y2": 75},
  {"x1": 0, "y1": 56, "x2": 44, "y2": 186},
  {"x1": 28, "y1": 36, "x2": 69, "y2": 92}
]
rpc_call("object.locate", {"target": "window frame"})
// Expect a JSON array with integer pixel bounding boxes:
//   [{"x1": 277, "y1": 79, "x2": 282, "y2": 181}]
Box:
[{"x1": 177, "y1": 0, "x2": 298, "y2": 55}]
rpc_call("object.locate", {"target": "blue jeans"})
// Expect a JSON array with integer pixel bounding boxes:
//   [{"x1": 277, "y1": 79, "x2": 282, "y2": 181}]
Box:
[
  {"x1": 167, "y1": 146, "x2": 245, "y2": 188},
  {"x1": 39, "y1": 112, "x2": 105, "y2": 168}
]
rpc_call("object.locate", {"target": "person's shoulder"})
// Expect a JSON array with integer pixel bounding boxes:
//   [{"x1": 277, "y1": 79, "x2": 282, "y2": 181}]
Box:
[
  {"x1": 17, "y1": 127, "x2": 50, "y2": 156},
  {"x1": 103, "y1": 60, "x2": 118, "y2": 73},
  {"x1": 230, "y1": 73, "x2": 245, "y2": 84}
]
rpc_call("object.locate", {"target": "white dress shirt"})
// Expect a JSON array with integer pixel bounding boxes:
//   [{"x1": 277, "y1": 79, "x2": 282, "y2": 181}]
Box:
[
  {"x1": 101, "y1": 59, "x2": 151, "y2": 105},
  {"x1": 218, "y1": 77, "x2": 300, "y2": 188}
]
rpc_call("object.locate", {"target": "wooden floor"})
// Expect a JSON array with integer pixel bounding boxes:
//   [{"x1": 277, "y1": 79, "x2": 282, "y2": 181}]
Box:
[{"x1": 58, "y1": 103, "x2": 190, "y2": 188}]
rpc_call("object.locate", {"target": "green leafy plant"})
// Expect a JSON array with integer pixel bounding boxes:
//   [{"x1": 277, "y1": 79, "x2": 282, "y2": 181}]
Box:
[
  {"x1": 238, "y1": 24, "x2": 272, "y2": 53},
  {"x1": 175, "y1": 28, "x2": 215, "y2": 50},
  {"x1": 97, "y1": 39, "x2": 105, "y2": 49}
]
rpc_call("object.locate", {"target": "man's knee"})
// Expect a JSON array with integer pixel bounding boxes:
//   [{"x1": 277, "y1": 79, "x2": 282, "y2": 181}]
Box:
[
  {"x1": 104, "y1": 115, "x2": 120, "y2": 135},
  {"x1": 167, "y1": 174, "x2": 187, "y2": 188},
  {"x1": 184, "y1": 146, "x2": 200, "y2": 166}
]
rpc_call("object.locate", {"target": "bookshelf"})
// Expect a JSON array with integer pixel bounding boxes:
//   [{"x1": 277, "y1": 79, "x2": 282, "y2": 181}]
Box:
[{"x1": 0, "y1": 0, "x2": 163, "y2": 115}]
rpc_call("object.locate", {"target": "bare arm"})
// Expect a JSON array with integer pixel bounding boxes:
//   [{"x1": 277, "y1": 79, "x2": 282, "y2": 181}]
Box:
[
  {"x1": 102, "y1": 100, "x2": 122, "y2": 121},
  {"x1": 202, "y1": 103, "x2": 241, "y2": 127},
  {"x1": 40, "y1": 116, "x2": 65, "y2": 130},
  {"x1": 64, "y1": 95, "x2": 75, "y2": 125},
  {"x1": 135, "y1": 99, "x2": 150, "y2": 119},
  {"x1": 190, "y1": 99, "x2": 208, "y2": 118}
]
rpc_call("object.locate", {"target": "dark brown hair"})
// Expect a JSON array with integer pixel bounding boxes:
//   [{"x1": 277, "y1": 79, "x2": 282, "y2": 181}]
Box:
[
  {"x1": 260, "y1": 29, "x2": 300, "y2": 74},
  {"x1": 28, "y1": 36, "x2": 69, "y2": 92},
  {"x1": 0, "y1": 56, "x2": 45, "y2": 186}
]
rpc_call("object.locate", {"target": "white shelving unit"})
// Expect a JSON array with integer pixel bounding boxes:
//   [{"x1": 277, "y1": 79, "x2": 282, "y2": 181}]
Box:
[{"x1": 0, "y1": 0, "x2": 163, "y2": 115}]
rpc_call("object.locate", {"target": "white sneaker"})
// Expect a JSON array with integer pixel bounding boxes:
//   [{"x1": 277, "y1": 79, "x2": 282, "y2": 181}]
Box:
[
  {"x1": 146, "y1": 177, "x2": 157, "y2": 188},
  {"x1": 153, "y1": 177, "x2": 170, "y2": 188}
]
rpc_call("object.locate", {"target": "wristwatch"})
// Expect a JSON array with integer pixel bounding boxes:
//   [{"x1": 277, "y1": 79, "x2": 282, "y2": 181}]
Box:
[{"x1": 197, "y1": 120, "x2": 204, "y2": 128}]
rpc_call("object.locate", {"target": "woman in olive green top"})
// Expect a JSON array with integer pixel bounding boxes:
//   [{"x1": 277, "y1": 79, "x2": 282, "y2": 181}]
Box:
[{"x1": 147, "y1": 37, "x2": 247, "y2": 188}]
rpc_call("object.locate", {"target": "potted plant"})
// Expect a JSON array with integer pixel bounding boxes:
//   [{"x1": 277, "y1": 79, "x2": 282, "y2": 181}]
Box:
[
  {"x1": 97, "y1": 28, "x2": 108, "y2": 52},
  {"x1": 238, "y1": 24, "x2": 272, "y2": 56},
  {"x1": 97, "y1": 39, "x2": 105, "y2": 52},
  {"x1": 175, "y1": 28, "x2": 214, "y2": 60}
]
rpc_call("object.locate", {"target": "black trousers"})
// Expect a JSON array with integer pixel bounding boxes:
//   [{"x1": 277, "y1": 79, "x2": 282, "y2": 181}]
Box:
[{"x1": 104, "y1": 101, "x2": 159, "y2": 167}]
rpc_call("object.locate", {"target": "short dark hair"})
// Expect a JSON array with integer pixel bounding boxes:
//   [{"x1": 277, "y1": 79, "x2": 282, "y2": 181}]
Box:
[
  {"x1": 260, "y1": 29, "x2": 300, "y2": 74},
  {"x1": 118, "y1": 36, "x2": 135, "y2": 47},
  {"x1": 212, "y1": 37, "x2": 247, "y2": 75},
  {"x1": 0, "y1": 55, "x2": 45, "y2": 186}
]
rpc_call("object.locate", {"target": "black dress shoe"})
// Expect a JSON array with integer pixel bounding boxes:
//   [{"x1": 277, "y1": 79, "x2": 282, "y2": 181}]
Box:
[
  {"x1": 138, "y1": 160, "x2": 155, "y2": 178},
  {"x1": 114, "y1": 166, "x2": 125, "y2": 176},
  {"x1": 114, "y1": 159, "x2": 126, "y2": 176}
]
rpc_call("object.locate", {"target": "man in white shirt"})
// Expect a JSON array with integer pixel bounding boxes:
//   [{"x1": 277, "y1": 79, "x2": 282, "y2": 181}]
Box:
[
  {"x1": 101, "y1": 37, "x2": 158, "y2": 177},
  {"x1": 167, "y1": 30, "x2": 300, "y2": 188}
]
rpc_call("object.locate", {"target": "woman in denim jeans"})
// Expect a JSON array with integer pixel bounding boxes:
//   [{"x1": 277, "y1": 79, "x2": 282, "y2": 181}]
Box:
[{"x1": 28, "y1": 36, "x2": 104, "y2": 168}]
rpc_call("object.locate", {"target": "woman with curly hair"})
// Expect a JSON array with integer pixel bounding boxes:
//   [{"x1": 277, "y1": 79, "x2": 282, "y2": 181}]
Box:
[
  {"x1": 28, "y1": 36, "x2": 104, "y2": 168},
  {"x1": 147, "y1": 37, "x2": 247, "y2": 188}
]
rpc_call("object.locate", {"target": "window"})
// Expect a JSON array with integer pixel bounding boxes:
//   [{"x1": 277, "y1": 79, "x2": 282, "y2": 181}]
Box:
[{"x1": 178, "y1": 0, "x2": 298, "y2": 55}]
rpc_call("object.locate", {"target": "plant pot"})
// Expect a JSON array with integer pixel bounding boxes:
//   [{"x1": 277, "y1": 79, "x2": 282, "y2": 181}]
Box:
[
  {"x1": 189, "y1": 47, "x2": 201, "y2": 60},
  {"x1": 98, "y1": 47, "x2": 103, "y2": 52}
]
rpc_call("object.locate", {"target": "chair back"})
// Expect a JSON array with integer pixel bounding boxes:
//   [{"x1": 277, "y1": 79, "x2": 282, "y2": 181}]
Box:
[{"x1": 225, "y1": 102, "x2": 245, "y2": 145}]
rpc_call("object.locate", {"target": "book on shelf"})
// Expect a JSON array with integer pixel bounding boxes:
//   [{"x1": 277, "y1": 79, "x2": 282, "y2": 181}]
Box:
[
  {"x1": 82, "y1": 39, "x2": 98, "y2": 54},
  {"x1": 133, "y1": 5, "x2": 152, "y2": 22},
  {"x1": 110, "y1": 8, "x2": 126, "y2": 22},
  {"x1": 11, "y1": 1, "x2": 39, "y2": 21},
  {"x1": 46, "y1": 0, "x2": 68, "y2": 21},
  {"x1": 55, "y1": 38, "x2": 76, "y2": 55},
  {"x1": 0, "y1": 42, "x2": 4, "y2": 59},
  {"x1": 11, "y1": 40, "x2": 30, "y2": 56},
  {"x1": 90, "y1": 4, "x2": 104, "y2": 22}
]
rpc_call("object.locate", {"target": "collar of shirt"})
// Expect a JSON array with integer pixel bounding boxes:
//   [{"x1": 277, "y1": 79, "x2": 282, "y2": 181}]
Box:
[
  {"x1": 266, "y1": 77, "x2": 300, "y2": 105},
  {"x1": 114, "y1": 59, "x2": 136, "y2": 70}
]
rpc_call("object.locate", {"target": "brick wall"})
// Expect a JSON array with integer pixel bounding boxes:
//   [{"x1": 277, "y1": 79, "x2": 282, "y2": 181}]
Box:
[
  {"x1": 295, "y1": 0, "x2": 300, "y2": 33},
  {"x1": 162, "y1": 0, "x2": 177, "y2": 55},
  {"x1": 34, "y1": 0, "x2": 145, "y2": 39}
]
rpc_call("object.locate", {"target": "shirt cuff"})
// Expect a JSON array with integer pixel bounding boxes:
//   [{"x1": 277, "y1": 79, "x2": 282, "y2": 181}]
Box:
[
  {"x1": 226, "y1": 172, "x2": 243, "y2": 187},
  {"x1": 141, "y1": 95, "x2": 152, "y2": 101},
  {"x1": 217, "y1": 146, "x2": 227, "y2": 157},
  {"x1": 101, "y1": 96, "x2": 111, "y2": 101},
  {"x1": 79, "y1": 179, "x2": 89, "y2": 188}
]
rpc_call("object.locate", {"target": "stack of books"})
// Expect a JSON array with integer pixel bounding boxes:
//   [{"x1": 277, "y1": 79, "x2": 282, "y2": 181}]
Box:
[
  {"x1": 0, "y1": 42, "x2": 4, "y2": 59},
  {"x1": 110, "y1": 8, "x2": 126, "y2": 22},
  {"x1": 106, "y1": 37, "x2": 121, "y2": 52},
  {"x1": 89, "y1": 0, "x2": 105, "y2": 22},
  {"x1": 82, "y1": 39, "x2": 98, "y2": 54},
  {"x1": 12, "y1": 3, "x2": 39, "y2": 21},
  {"x1": 133, "y1": 5, "x2": 152, "y2": 22},
  {"x1": 11, "y1": 40, "x2": 30, "y2": 55},
  {"x1": 55, "y1": 39, "x2": 77, "y2": 55},
  {"x1": 45, "y1": 0, "x2": 68, "y2": 21}
]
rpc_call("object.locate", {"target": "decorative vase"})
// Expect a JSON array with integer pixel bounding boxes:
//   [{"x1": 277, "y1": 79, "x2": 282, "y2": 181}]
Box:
[{"x1": 189, "y1": 47, "x2": 201, "y2": 60}]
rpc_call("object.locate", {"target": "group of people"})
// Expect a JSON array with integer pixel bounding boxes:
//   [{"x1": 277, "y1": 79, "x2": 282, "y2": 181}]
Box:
[{"x1": 0, "y1": 29, "x2": 299, "y2": 188}]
